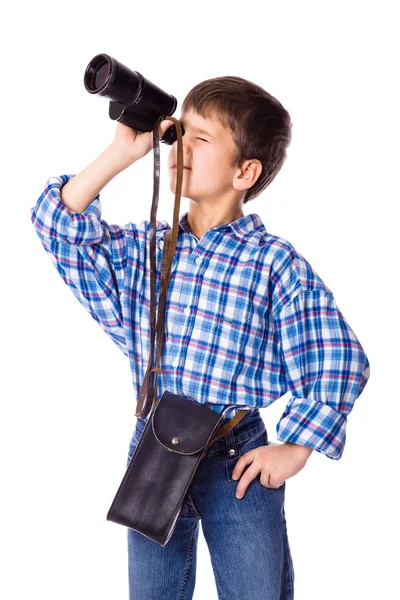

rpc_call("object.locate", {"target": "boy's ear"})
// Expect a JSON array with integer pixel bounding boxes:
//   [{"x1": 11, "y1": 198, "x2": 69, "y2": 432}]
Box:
[{"x1": 235, "y1": 159, "x2": 262, "y2": 190}]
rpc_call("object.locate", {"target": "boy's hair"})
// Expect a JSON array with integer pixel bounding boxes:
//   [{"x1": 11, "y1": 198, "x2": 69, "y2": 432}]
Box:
[{"x1": 181, "y1": 76, "x2": 293, "y2": 204}]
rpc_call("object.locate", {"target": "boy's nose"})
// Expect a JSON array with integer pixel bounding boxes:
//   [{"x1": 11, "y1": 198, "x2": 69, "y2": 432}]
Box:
[{"x1": 172, "y1": 139, "x2": 189, "y2": 156}]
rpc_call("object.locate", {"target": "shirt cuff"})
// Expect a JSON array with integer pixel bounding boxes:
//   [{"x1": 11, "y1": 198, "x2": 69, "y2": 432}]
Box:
[
  {"x1": 276, "y1": 395, "x2": 347, "y2": 460},
  {"x1": 31, "y1": 174, "x2": 104, "y2": 245}
]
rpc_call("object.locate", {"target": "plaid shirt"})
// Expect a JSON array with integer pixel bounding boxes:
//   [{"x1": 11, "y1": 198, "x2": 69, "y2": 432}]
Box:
[{"x1": 30, "y1": 174, "x2": 370, "y2": 460}]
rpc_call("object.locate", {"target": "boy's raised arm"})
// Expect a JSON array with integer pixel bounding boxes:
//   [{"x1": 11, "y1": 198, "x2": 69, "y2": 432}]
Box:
[
  {"x1": 60, "y1": 118, "x2": 176, "y2": 214},
  {"x1": 60, "y1": 143, "x2": 137, "y2": 214},
  {"x1": 29, "y1": 119, "x2": 174, "y2": 356}
]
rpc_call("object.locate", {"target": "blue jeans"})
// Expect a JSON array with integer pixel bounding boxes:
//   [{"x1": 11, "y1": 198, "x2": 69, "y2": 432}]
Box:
[{"x1": 125, "y1": 408, "x2": 294, "y2": 599}]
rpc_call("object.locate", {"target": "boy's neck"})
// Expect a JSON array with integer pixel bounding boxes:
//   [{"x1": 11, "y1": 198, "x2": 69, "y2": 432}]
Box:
[{"x1": 186, "y1": 204, "x2": 244, "y2": 242}]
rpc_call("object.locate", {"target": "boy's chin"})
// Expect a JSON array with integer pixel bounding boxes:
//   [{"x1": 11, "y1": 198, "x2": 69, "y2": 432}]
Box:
[{"x1": 169, "y1": 182, "x2": 191, "y2": 200}]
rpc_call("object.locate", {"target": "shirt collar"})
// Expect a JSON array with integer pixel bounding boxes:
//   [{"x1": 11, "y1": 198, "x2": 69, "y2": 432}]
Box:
[{"x1": 178, "y1": 211, "x2": 267, "y2": 243}]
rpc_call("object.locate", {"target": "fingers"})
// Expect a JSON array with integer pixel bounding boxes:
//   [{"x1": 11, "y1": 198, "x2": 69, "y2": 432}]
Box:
[
  {"x1": 268, "y1": 475, "x2": 285, "y2": 488},
  {"x1": 232, "y1": 449, "x2": 256, "y2": 481},
  {"x1": 160, "y1": 118, "x2": 175, "y2": 136},
  {"x1": 233, "y1": 462, "x2": 285, "y2": 499},
  {"x1": 234, "y1": 463, "x2": 260, "y2": 499},
  {"x1": 232, "y1": 448, "x2": 286, "y2": 498}
]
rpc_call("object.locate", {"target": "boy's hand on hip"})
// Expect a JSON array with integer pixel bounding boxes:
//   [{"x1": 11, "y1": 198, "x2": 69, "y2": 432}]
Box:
[{"x1": 232, "y1": 441, "x2": 313, "y2": 499}]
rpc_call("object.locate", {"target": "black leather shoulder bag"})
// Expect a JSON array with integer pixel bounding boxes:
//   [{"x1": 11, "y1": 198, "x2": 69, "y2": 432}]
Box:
[{"x1": 106, "y1": 115, "x2": 250, "y2": 546}]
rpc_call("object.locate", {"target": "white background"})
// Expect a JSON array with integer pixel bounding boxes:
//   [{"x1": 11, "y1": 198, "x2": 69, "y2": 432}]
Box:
[{"x1": 1, "y1": 1, "x2": 398, "y2": 598}]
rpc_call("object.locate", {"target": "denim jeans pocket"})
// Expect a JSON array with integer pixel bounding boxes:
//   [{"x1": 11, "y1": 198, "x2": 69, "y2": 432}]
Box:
[
  {"x1": 225, "y1": 428, "x2": 268, "y2": 482},
  {"x1": 237, "y1": 427, "x2": 268, "y2": 454}
]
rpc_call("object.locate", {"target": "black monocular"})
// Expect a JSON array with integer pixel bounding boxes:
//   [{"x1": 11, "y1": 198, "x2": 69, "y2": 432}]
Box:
[{"x1": 83, "y1": 53, "x2": 184, "y2": 143}]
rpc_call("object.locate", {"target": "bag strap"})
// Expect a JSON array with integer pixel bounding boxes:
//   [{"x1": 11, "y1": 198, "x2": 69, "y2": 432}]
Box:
[{"x1": 134, "y1": 115, "x2": 249, "y2": 443}]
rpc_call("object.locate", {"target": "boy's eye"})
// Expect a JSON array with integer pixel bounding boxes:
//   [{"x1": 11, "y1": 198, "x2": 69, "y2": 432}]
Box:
[{"x1": 196, "y1": 137, "x2": 208, "y2": 142}]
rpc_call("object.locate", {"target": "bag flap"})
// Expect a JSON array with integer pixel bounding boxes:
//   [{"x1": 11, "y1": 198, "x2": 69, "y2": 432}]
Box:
[{"x1": 152, "y1": 391, "x2": 224, "y2": 455}]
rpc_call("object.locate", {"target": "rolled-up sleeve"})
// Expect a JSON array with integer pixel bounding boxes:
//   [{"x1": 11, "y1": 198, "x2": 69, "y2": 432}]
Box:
[
  {"x1": 30, "y1": 174, "x2": 134, "y2": 357},
  {"x1": 273, "y1": 288, "x2": 370, "y2": 460}
]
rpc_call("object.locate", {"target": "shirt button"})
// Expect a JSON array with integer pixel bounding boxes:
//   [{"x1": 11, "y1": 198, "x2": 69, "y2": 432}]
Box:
[
  {"x1": 228, "y1": 449, "x2": 236, "y2": 456},
  {"x1": 160, "y1": 240, "x2": 164, "y2": 249},
  {"x1": 195, "y1": 257, "x2": 201, "y2": 265},
  {"x1": 184, "y1": 307, "x2": 190, "y2": 316},
  {"x1": 172, "y1": 359, "x2": 179, "y2": 368}
]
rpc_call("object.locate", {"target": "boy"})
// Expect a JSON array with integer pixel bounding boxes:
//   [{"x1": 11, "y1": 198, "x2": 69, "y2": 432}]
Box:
[{"x1": 30, "y1": 75, "x2": 370, "y2": 600}]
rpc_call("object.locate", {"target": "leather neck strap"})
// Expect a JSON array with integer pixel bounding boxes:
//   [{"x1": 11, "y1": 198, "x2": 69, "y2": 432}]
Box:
[{"x1": 134, "y1": 115, "x2": 249, "y2": 443}]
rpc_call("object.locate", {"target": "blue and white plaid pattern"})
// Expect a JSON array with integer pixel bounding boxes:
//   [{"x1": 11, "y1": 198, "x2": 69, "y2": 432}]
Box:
[{"x1": 30, "y1": 174, "x2": 370, "y2": 460}]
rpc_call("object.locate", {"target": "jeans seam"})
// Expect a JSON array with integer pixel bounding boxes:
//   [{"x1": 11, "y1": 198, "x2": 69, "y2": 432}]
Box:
[
  {"x1": 208, "y1": 550, "x2": 228, "y2": 600},
  {"x1": 282, "y1": 526, "x2": 295, "y2": 598},
  {"x1": 187, "y1": 494, "x2": 202, "y2": 519},
  {"x1": 177, "y1": 520, "x2": 197, "y2": 600}
]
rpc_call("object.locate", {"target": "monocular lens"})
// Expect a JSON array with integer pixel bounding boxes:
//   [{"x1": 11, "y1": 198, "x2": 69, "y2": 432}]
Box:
[
  {"x1": 84, "y1": 55, "x2": 112, "y2": 93},
  {"x1": 93, "y1": 62, "x2": 110, "y2": 90}
]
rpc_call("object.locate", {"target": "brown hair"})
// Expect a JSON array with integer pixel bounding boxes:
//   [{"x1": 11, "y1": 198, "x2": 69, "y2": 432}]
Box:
[{"x1": 181, "y1": 76, "x2": 293, "y2": 204}]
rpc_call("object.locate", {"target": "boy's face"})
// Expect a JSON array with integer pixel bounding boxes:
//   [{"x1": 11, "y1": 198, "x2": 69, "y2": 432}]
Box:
[{"x1": 168, "y1": 109, "x2": 243, "y2": 206}]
